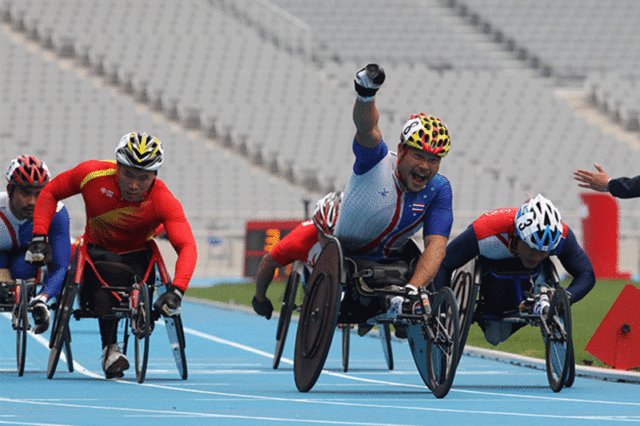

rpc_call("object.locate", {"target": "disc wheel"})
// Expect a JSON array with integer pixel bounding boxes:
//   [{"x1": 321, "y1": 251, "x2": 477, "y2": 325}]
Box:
[
  {"x1": 134, "y1": 282, "x2": 152, "y2": 384},
  {"x1": 545, "y1": 286, "x2": 573, "y2": 392},
  {"x1": 294, "y1": 238, "x2": 343, "y2": 392},
  {"x1": 15, "y1": 280, "x2": 28, "y2": 376},
  {"x1": 426, "y1": 287, "x2": 461, "y2": 399},
  {"x1": 273, "y1": 263, "x2": 301, "y2": 369},
  {"x1": 450, "y1": 268, "x2": 477, "y2": 368}
]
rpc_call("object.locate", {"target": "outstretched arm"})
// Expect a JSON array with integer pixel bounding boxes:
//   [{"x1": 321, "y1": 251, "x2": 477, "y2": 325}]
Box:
[{"x1": 353, "y1": 64, "x2": 385, "y2": 148}]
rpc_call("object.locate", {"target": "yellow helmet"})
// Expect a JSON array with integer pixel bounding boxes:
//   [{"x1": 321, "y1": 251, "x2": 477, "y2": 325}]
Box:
[{"x1": 400, "y1": 113, "x2": 450, "y2": 157}]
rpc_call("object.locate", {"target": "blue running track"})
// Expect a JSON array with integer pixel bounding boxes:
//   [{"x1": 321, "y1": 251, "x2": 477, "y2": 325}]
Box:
[{"x1": 1, "y1": 298, "x2": 639, "y2": 426}]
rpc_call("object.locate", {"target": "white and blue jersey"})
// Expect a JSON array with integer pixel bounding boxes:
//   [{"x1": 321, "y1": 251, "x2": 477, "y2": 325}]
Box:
[
  {"x1": 335, "y1": 139, "x2": 453, "y2": 259},
  {"x1": 0, "y1": 193, "x2": 71, "y2": 299}
]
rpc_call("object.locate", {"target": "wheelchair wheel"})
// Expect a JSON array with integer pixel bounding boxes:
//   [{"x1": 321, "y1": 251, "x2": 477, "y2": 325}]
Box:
[
  {"x1": 379, "y1": 323, "x2": 394, "y2": 371},
  {"x1": 564, "y1": 339, "x2": 576, "y2": 388},
  {"x1": 450, "y1": 268, "x2": 477, "y2": 368},
  {"x1": 170, "y1": 314, "x2": 188, "y2": 380},
  {"x1": 294, "y1": 238, "x2": 343, "y2": 392},
  {"x1": 15, "y1": 280, "x2": 28, "y2": 376},
  {"x1": 273, "y1": 263, "x2": 301, "y2": 369},
  {"x1": 47, "y1": 278, "x2": 77, "y2": 379},
  {"x1": 545, "y1": 286, "x2": 573, "y2": 392},
  {"x1": 134, "y1": 282, "x2": 152, "y2": 384},
  {"x1": 426, "y1": 287, "x2": 461, "y2": 398},
  {"x1": 342, "y1": 324, "x2": 350, "y2": 372}
]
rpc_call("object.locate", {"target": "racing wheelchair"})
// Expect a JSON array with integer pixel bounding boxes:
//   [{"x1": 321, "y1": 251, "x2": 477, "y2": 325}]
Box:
[
  {"x1": 0, "y1": 272, "x2": 64, "y2": 376},
  {"x1": 450, "y1": 256, "x2": 575, "y2": 392},
  {"x1": 47, "y1": 238, "x2": 187, "y2": 383},
  {"x1": 273, "y1": 260, "x2": 395, "y2": 373},
  {"x1": 291, "y1": 237, "x2": 461, "y2": 398}
]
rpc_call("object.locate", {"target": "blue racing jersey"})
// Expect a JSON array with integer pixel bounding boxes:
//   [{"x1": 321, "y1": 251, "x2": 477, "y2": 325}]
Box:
[
  {"x1": 0, "y1": 192, "x2": 71, "y2": 299},
  {"x1": 334, "y1": 139, "x2": 453, "y2": 259}
]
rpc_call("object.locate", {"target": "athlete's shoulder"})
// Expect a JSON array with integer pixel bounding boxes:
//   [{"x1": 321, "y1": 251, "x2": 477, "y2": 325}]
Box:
[{"x1": 473, "y1": 207, "x2": 518, "y2": 239}]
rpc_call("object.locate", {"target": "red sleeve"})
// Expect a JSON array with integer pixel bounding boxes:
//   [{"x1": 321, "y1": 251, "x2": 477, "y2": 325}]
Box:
[
  {"x1": 472, "y1": 208, "x2": 518, "y2": 240},
  {"x1": 270, "y1": 221, "x2": 319, "y2": 266},
  {"x1": 156, "y1": 185, "x2": 197, "y2": 292},
  {"x1": 33, "y1": 162, "x2": 89, "y2": 235}
]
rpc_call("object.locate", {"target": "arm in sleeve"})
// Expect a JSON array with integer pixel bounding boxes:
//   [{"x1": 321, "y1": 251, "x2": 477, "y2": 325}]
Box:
[
  {"x1": 161, "y1": 196, "x2": 197, "y2": 292},
  {"x1": 433, "y1": 225, "x2": 480, "y2": 290},
  {"x1": 556, "y1": 227, "x2": 596, "y2": 303},
  {"x1": 609, "y1": 176, "x2": 640, "y2": 198},
  {"x1": 41, "y1": 206, "x2": 72, "y2": 299},
  {"x1": 33, "y1": 165, "x2": 84, "y2": 235}
]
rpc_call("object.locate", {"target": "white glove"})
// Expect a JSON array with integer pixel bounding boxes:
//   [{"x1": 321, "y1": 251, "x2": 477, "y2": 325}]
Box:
[
  {"x1": 405, "y1": 284, "x2": 418, "y2": 296},
  {"x1": 354, "y1": 64, "x2": 385, "y2": 102}
]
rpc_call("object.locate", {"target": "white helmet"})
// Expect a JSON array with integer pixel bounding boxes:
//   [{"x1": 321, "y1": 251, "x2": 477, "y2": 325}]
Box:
[
  {"x1": 115, "y1": 132, "x2": 164, "y2": 171},
  {"x1": 515, "y1": 194, "x2": 563, "y2": 252},
  {"x1": 312, "y1": 191, "x2": 343, "y2": 236}
]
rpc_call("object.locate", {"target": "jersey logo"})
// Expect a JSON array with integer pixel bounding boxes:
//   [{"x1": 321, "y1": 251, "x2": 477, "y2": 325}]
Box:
[
  {"x1": 411, "y1": 202, "x2": 425, "y2": 212},
  {"x1": 380, "y1": 188, "x2": 390, "y2": 197},
  {"x1": 101, "y1": 188, "x2": 114, "y2": 198}
]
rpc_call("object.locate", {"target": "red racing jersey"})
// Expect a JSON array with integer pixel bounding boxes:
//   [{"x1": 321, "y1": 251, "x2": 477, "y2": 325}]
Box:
[{"x1": 32, "y1": 160, "x2": 197, "y2": 291}]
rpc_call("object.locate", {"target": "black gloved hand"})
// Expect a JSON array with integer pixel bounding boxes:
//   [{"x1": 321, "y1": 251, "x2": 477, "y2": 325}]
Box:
[
  {"x1": 154, "y1": 284, "x2": 183, "y2": 317},
  {"x1": 354, "y1": 64, "x2": 386, "y2": 102},
  {"x1": 25, "y1": 234, "x2": 52, "y2": 267},
  {"x1": 29, "y1": 294, "x2": 50, "y2": 334},
  {"x1": 251, "y1": 296, "x2": 273, "y2": 320}
]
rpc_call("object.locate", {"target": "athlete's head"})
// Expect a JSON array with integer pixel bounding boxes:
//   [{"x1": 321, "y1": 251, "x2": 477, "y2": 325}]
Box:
[
  {"x1": 115, "y1": 132, "x2": 164, "y2": 202},
  {"x1": 5, "y1": 155, "x2": 50, "y2": 221},
  {"x1": 514, "y1": 194, "x2": 563, "y2": 268},
  {"x1": 313, "y1": 191, "x2": 343, "y2": 236},
  {"x1": 115, "y1": 132, "x2": 164, "y2": 172},
  {"x1": 395, "y1": 113, "x2": 450, "y2": 193}
]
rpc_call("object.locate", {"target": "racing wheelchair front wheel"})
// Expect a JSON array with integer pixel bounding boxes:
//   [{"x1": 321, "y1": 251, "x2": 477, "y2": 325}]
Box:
[
  {"x1": 133, "y1": 282, "x2": 152, "y2": 384},
  {"x1": 426, "y1": 287, "x2": 461, "y2": 398},
  {"x1": 450, "y1": 265, "x2": 478, "y2": 368},
  {"x1": 545, "y1": 286, "x2": 573, "y2": 392},
  {"x1": 273, "y1": 262, "x2": 302, "y2": 369},
  {"x1": 407, "y1": 287, "x2": 460, "y2": 399},
  {"x1": 47, "y1": 276, "x2": 77, "y2": 379},
  {"x1": 15, "y1": 280, "x2": 29, "y2": 376}
]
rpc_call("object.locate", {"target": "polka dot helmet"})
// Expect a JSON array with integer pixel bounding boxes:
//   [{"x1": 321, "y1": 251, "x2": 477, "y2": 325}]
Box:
[{"x1": 400, "y1": 113, "x2": 450, "y2": 157}]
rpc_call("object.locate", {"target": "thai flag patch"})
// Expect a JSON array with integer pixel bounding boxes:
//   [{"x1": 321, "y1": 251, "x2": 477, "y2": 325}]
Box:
[{"x1": 411, "y1": 202, "x2": 425, "y2": 212}]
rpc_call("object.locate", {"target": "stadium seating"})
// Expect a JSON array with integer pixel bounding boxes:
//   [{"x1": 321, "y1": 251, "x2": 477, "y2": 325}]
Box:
[{"x1": 4, "y1": 0, "x2": 640, "y2": 247}]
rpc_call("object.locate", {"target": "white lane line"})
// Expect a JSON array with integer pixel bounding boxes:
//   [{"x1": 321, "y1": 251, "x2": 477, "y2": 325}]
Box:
[
  {"x1": 6, "y1": 312, "x2": 640, "y2": 422},
  {"x1": 183, "y1": 326, "x2": 640, "y2": 408},
  {"x1": 0, "y1": 397, "x2": 421, "y2": 426}
]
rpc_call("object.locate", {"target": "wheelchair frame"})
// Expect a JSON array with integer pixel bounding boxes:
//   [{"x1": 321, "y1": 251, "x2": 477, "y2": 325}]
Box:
[
  {"x1": 272, "y1": 260, "x2": 394, "y2": 373},
  {"x1": 47, "y1": 238, "x2": 187, "y2": 383},
  {"x1": 450, "y1": 256, "x2": 575, "y2": 392},
  {"x1": 291, "y1": 237, "x2": 461, "y2": 399}
]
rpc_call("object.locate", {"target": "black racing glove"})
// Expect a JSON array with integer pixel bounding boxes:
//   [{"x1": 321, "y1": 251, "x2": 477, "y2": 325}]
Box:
[
  {"x1": 29, "y1": 294, "x2": 50, "y2": 334},
  {"x1": 25, "y1": 234, "x2": 52, "y2": 267},
  {"x1": 354, "y1": 63, "x2": 386, "y2": 102},
  {"x1": 154, "y1": 284, "x2": 183, "y2": 317},
  {"x1": 252, "y1": 296, "x2": 273, "y2": 320}
]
